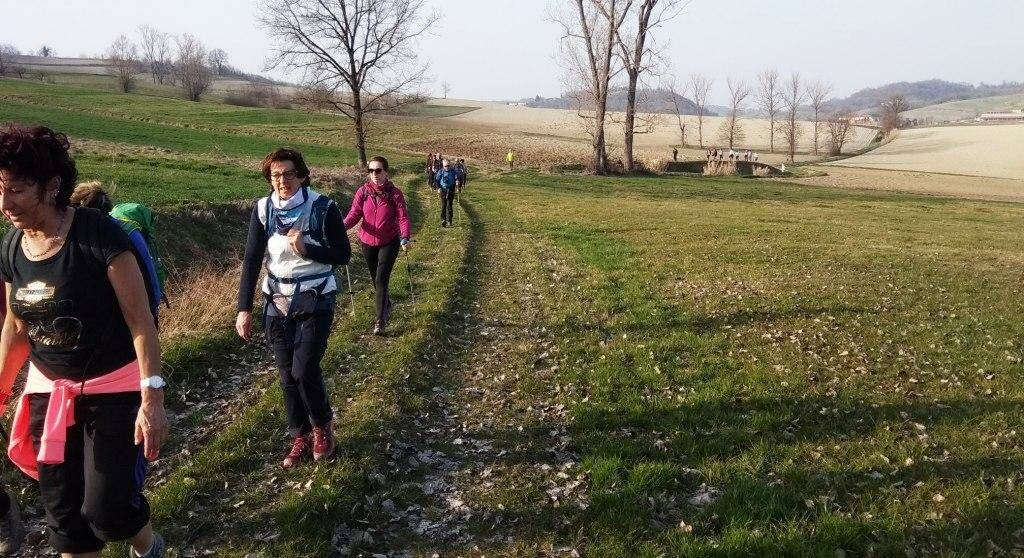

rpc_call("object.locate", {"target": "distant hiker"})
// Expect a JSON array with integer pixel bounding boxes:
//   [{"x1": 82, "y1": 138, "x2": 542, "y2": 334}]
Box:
[
  {"x1": 237, "y1": 147, "x2": 351, "y2": 468},
  {"x1": 506, "y1": 148, "x2": 515, "y2": 170},
  {"x1": 672, "y1": 147, "x2": 678, "y2": 161},
  {"x1": 0, "y1": 124, "x2": 168, "y2": 558},
  {"x1": 454, "y1": 158, "x2": 468, "y2": 186},
  {"x1": 754, "y1": 153, "x2": 759, "y2": 162},
  {"x1": 344, "y1": 156, "x2": 412, "y2": 335},
  {"x1": 70, "y1": 182, "x2": 166, "y2": 320},
  {"x1": 425, "y1": 153, "x2": 436, "y2": 188},
  {"x1": 435, "y1": 159, "x2": 460, "y2": 227}
]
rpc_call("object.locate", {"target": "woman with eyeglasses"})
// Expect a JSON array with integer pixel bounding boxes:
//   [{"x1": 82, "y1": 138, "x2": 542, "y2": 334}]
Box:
[
  {"x1": 236, "y1": 147, "x2": 351, "y2": 468},
  {"x1": 344, "y1": 156, "x2": 411, "y2": 336}
]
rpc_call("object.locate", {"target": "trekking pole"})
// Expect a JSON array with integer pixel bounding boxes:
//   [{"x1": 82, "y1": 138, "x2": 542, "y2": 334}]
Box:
[
  {"x1": 343, "y1": 265, "x2": 356, "y2": 316},
  {"x1": 404, "y1": 250, "x2": 416, "y2": 305}
]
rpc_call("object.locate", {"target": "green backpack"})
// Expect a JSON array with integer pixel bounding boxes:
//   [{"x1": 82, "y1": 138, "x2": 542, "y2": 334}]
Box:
[{"x1": 110, "y1": 203, "x2": 169, "y2": 306}]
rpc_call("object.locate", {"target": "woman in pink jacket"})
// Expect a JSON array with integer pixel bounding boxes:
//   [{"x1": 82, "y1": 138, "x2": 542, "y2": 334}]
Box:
[{"x1": 344, "y1": 156, "x2": 412, "y2": 335}]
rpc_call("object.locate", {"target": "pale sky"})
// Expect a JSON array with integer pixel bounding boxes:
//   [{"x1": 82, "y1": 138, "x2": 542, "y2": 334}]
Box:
[{"x1": 2, "y1": 0, "x2": 1022, "y2": 104}]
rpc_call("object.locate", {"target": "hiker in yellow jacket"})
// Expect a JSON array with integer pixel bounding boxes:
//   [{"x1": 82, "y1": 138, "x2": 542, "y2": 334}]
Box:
[{"x1": 506, "y1": 149, "x2": 515, "y2": 171}]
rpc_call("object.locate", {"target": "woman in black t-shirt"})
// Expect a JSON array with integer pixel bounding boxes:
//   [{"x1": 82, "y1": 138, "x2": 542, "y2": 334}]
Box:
[{"x1": 0, "y1": 126, "x2": 168, "y2": 558}]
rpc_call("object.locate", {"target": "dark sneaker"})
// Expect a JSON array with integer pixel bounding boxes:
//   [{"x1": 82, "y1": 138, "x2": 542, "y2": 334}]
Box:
[
  {"x1": 373, "y1": 320, "x2": 384, "y2": 336},
  {"x1": 0, "y1": 493, "x2": 24, "y2": 555},
  {"x1": 312, "y1": 424, "x2": 336, "y2": 461},
  {"x1": 282, "y1": 435, "x2": 311, "y2": 469},
  {"x1": 129, "y1": 532, "x2": 165, "y2": 558}
]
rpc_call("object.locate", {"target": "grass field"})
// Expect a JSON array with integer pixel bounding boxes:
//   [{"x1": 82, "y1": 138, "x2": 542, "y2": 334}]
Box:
[{"x1": 1, "y1": 76, "x2": 1023, "y2": 557}]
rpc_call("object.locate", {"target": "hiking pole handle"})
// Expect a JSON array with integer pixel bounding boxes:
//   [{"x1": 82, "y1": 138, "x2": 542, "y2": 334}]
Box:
[{"x1": 344, "y1": 265, "x2": 356, "y2": 316}]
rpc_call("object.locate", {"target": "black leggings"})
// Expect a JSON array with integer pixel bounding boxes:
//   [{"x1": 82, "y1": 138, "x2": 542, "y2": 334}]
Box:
[
  {"x1": 440, "y1": 188, "x2": 456, "y2": 223},
  {"x1": 361, "y1": 237, "x2": 401, "y2": 324}
]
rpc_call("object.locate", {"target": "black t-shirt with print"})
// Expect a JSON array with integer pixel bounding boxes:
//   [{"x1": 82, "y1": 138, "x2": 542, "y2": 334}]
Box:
[{"x1": 0, "y1": 208, "x2": 136, "y2": 381}]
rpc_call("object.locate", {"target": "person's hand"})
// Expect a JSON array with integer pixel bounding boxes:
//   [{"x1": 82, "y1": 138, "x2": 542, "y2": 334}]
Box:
[
  {"x1": 235, "y1": 311, "x2": 252, "y2": 341},
  {"x1": 135, "y1": 394, "x2": 169, "y2": 461},
  {"x1": 287, "y1": 229, "x2": 306, "y2": 255}
]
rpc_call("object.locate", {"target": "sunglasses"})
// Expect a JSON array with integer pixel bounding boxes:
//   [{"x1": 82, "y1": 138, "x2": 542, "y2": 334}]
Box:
[{"x1": 368, "y1": 168, "x2": 385, "y2": 174}]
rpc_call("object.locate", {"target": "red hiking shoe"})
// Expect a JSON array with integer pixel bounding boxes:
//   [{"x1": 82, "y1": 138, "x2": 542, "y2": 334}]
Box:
[
  {"x1": 312, "y1": 424, "x2": 336, "y2": 461},
  {"x1": 282, "y1": 435, "x2": 311, "y2": 469}
]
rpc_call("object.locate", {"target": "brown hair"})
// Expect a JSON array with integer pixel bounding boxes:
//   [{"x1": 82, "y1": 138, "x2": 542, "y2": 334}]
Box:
[
  {"x1": 260, "y1": 147, "x2": 310, "y2": 186},
  {"x1": 369, "y1": 155, "x2": 389, "y2": 172},
  {"x1": 0, "y1": 125, "x2": 78, "y2": 209},
  {"x1": 70, "y1": 181, "x2": 114, "y2": 214}
]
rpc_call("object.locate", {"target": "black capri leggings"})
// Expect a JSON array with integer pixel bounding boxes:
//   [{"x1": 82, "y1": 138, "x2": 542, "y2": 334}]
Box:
[{"x1": 361, "y1": 236, "x2": 401, "y2": 324}]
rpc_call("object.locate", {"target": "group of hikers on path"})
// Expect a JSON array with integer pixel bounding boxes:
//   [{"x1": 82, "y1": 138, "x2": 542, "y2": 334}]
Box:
[
  {"x1": 425, "y1": 152, "x2": 468, "y2": 228},
  {"x1": 0, "y1": 123, "x2": 416, "y2": 557}
]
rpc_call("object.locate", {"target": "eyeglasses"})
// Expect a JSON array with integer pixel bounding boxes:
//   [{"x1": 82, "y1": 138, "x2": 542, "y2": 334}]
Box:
[
  {"x1": 270, "y1": 170, "x2": 299, "y2": 182},
  {"x1": 368, "y1": 168, "x2": 385, "y2": 174}
]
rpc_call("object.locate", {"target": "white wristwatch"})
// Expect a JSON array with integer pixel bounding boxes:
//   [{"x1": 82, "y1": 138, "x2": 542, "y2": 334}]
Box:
[{"x1": 140, "y1": 376, "x2": 166, "y2": 389}]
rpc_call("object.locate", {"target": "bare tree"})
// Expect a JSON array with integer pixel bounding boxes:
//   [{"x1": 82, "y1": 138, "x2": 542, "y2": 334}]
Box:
[
  {"x1": 807, "y1": 81, "x2": 832, "y2": 155},
  {"x1": 38, "y1": 45, "x2": 53, "y2": 57},
  {"x1": 688, "y1": 73, "x2": 712, "y2": 148},
  {"x1": 665, "y1": 77, "x2": 688, "y2": 148},
  {"x1": 261, "y1": 0, "x2": 438, "y2": 167},
  {"x1": 720, "y1": 77, "x2": 749, "y2": 149},
  {"x1": 608, "y1": 0, "x2": 681, "y2": 171},
  {"x1": 106, "y1": 35, "x2": 140, "y2": 93},
  {"x1": 554, "y1": 0, "x2": 630, "y2": 174},
  {"x1": 779, "y1": 72, "x2": 804, "y2": 162},
  {"x1": 880, "y1": 94, "x2": 909, "y2": 133},
  {"x1": 756, "y1": 69, "x2": 781, "y2": 152},
  {"x1": 208, "y1": 48, "x2": 229, "y2": 75},
  {"x1": 174, "y1": 34, "x2": 213, "y2": 102},
  {"x1": 138, "y1": 26, "x2": 172, "y2": 84},
  {"x1": 0, "y1": 44, "x2": 20, "y2": 76},
  {"x1": 826, "y1": 111, "x2": 854, "y2": 156},
  {"x1": 441, "y1": 81, "x2": 450, "y2": 99}
]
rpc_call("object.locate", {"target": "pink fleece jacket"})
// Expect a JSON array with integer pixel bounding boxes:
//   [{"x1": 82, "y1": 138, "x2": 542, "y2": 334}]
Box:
[
  {"x1": 343, "y1": 180, "x2": 412, "y2": 247},
  {"x1": 8, "y1": 360, "x2": 141, "y2": 480}
]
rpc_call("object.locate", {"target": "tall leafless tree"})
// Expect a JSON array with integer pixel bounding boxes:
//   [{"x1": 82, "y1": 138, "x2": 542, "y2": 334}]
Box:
[
  {"x1": 554, "y1": 0, "x2": 630, "y2": 174},
  {"x1": 665, "y1": 77, "x2": 688, "y2": 148},
  {"x1": 807, "y1": 81, "x2": 832, "y2": 155},
  {"x1": 608, "y1": 0, "x2": 680, "y2": 171},
  {"x1": 138, "y1": 26, "x2": 172, "y2": 84},
  {"x1": 880, "y1": 94, "x2": 909, "y2": 133},
  {"x1": 174, "y1": 34, "x2": 213, "y2": 102},
  {"x1": 720, "y1": 77, "x2": 749, "y2": 149},
  {"x1": 688, "y1": 73, "x2": 712, "y2": 148},
  {"x1": 441, "y1": 81, "x2": 450, "y2": 99},
  {"x1": 207, "y1": 48, "x2": 229, "y2": 75},
  {"x1": 779, "y1": 72, "x2": 804, "y2": 162},
  {"x1": 826, "y1": 111, "x2": 854, "y2": 156},
  {"x1": 260, "y1": 0, "x2": 438, "y2": 167},
  {"x1": 756, "y1": 69, "x2": 781, "y2": 152},
  {"x1": 106, "y1": 35, "x2": 140, "y2": 93},
  {"x1": 0, "y1": 44, "x2": 20, "y2": 76}
]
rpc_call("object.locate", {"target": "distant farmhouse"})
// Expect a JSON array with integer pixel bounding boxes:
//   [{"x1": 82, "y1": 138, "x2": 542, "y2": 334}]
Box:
[{"x1": 977, "y1": 109, "x2": 1024, "y2": 122}]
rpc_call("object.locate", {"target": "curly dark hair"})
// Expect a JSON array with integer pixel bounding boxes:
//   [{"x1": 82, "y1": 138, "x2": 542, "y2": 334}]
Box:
[
  {"x1": 0, "y1": 125, "x2": 78, "y2": 209},
  {"x1": 260, "y1": 147, "x2": 311, "y2": 187}
]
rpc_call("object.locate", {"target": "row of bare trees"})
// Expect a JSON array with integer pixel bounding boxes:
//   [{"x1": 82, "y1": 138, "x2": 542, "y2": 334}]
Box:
[
  {"x1": 555, "y1": 0, "x2": 683, "y2": 174},
  {"x1": 105, "y1": 27, "x2": 221, "y2": 101}
]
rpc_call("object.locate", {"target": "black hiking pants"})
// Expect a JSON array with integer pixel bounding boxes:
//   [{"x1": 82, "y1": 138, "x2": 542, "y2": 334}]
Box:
[
  {"x1": 267, "y1": 309, "x2": 335, "y2": 437},
  {"x1": 29, "y1": 392, "x2": 150, "y2": 554},
  {"x1": 440, "y1": 188, "x2": 456, "y2": 224},
  {"x1": 361, "y1": 237, "x2": 401, "y2": 325}
]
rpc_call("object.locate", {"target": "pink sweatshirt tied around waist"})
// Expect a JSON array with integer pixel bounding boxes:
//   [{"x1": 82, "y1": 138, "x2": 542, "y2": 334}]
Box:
[
  {"x1": 343, "y1": 181, "x2": 411, "y2": 247},
  {"x1": 7, "y1": 360, "x2": 141, "y2": 480}
]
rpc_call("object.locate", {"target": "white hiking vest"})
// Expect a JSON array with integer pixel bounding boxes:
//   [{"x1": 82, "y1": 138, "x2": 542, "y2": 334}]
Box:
[{"x1": 256, "y1": 188, "x2": 338, "y2": 301}]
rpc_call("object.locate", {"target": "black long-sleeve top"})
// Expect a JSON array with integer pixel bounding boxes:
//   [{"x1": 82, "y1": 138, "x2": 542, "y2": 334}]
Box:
[{"x1": 237, "y1": 200, "x2": 351, "y2": 312}]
